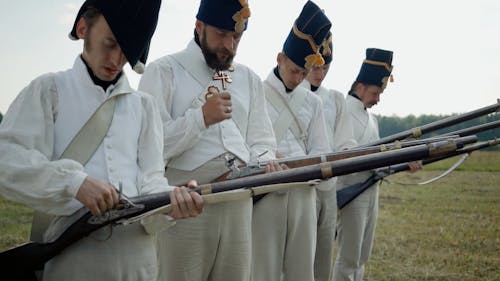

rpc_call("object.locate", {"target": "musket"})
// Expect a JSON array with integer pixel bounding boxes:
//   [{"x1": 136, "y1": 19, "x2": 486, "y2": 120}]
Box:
[
  {"x1": 362, "y1": 100, "x2": 500, "y2": 147},
  {"x1": 0, "y1": 138, "x2": 469, "y2": 279},
  {"x1": 439, "y1": 119, "x2": 500, "y2": 137},
  {"x1": 215, "y1": 135, "x2": 461, "y2": 182},
  {"x1": 337, "y1": 138, "x2": 499, "y2": 209},
  {"x1": 334, "y1": 114, "x2": 500, "y2": 210},
  {"x1": 216, "y1": 116, "x2": 500, "y2": 182}
]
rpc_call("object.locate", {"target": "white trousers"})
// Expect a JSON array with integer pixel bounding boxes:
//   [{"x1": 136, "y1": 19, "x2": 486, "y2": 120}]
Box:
[
  {"x1": 333, "y1": 183, "x2": 379, "y2": 281},
  {"x1": 43, "y1": 223, "x2": 158, "y2": 281},
  {"x1": 159, "y1": 156, "x2": 252, "y2": 281},
  {"x1": 314, "y1": 179, "x2": 337, "y2": 281},
  {"x1": 252, "y1": 186, "x2": 317, "y2": 281}
]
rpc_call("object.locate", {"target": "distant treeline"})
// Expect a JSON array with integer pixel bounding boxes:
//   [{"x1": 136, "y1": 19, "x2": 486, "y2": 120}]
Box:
[{"x1": 376, "y1": 113, "x2": 500, "y2": 150}]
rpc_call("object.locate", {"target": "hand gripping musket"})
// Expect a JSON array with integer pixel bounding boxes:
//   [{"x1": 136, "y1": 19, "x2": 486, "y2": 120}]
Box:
[
  {"x1": 337, "y1": 137, "x2": 498, "y2": 210},
  {"x1": 362, "y1": 100, "x2": 500, "y2": 147},
  {"x1": 215, "y1": 135, "x2": 462, "y2": 182},
  {"x1": 0, "y1": 137, "x2": 470, "y2": 279}
]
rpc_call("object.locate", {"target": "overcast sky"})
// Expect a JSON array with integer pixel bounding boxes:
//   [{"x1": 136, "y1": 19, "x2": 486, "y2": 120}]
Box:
[{"x1": 1, "y1": 0, "x2": 499, "y2": 116}]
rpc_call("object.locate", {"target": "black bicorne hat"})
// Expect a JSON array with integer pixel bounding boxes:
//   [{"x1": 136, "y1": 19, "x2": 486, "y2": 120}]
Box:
[
  {"x1": 320, "y1": 32, "x2": 333, "y2": 65},
  {"x1": 355, "y1": 48, "x2": 394, "y2": 90},
  {"x1": 196, "y1": 0, "x2": 251, "y2": 33},
  {"x1": 282, "y1": 1, "x2": 332, "y2": 70},
  {"x1": 69, "y1": 0, "x2": 162, "y2": 74}
]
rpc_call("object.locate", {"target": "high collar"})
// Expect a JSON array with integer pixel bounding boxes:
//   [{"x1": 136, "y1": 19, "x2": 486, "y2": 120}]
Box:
[
  {"x1": 348, "y1": 91, "x2": 366, "y2": 110},
  {"x1": 73, "y1": 56, "x2": 133, "y2": 98},
  {"x1": 349, "y1": 91, "x2": 362, "y2": 101},
  {"x1": 266, "y1": 69, "x2": 302, "y2": 98},
  {"x1": 273, "y1": 66, "x2": 294, "y2": 93},
  {"x1": 300, "y1": 79, "x2": 322, "y2": 93},
  {"x1": 347, "y1": 93, "x2": 367, "y2": 112},
  {"x1": 80, "y1": 55, "x2": 122, "y2": 92}
]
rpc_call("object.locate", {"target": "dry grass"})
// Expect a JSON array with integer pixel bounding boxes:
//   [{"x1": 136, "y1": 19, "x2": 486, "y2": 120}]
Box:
[
  {"x1": 0, "y1": 199, "x2": 32, "y2": 250},
  {"x1": 364, "y1": 169, "x2": 500, "y2": 280}
]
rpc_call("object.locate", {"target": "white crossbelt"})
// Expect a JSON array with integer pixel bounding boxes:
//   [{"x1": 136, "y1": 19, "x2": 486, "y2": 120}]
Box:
[
  {"x1": 30, "y1": 93, "x2": 124, "y2": 243},
  {"x1": 264, "y1": 80, "x2": 308, "y2": 153}
]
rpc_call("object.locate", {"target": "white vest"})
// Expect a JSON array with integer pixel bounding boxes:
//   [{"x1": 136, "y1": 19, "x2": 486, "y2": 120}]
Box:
[
  {"x1": 53, "y1": 58, "x2": 142, "y2": 213},
  {"x1": 264, "y1": 71, "x2": 330, "y2": 158},
  {"x1": 346, "y1": 95, "x2": 379, "y2": 144},
  {"x1": 165, "y1": 42, "x2": 254, "y2": 170},
  {"x1": 300, "y1": 80, "x2": 356, "y2": 151},
  {"x1": 338, "y1": 95, "x2": 380, "y2": 189}
]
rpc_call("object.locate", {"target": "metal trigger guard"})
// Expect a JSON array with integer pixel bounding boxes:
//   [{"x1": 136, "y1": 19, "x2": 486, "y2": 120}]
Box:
[
  {"x1": 87, "y1": 184, "x2": 145, "y2": 225},
  {"x1": 224, "y1": 154, "x2": 241, "y2": 178},
  {"x1": 87, "y1": 201, "x2": 145, "y2": 225},
  {"x1": 226, "y1": 150, "x2": 270, "y2": 180}
]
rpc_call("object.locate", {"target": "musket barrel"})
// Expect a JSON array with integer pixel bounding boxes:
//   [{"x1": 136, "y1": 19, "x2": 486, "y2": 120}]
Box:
[
  {"x1": 422, "y1": 138, "x2": 499, "y2": 166},
  {"x1": 330, "y1": 140, "x2": 455, "y2": 176},
  {"x1": 219, "y1": 135, "x2": 463, "y2": 181},
  {"x1": 202, "y1": 138, "x2": 469, "y2": 195},
  {"x1": 440, "y1": 119, "x2": 500, "y2": 137},
  {"x1": 363, "y1": 101, "x2": 500, "y2": 147},
  {"x1": 337, "y1": 137, "x2": 497, "y2": 210},
  {"x1": 375, "y1": 138, "x2": 498, "y2": 176}
]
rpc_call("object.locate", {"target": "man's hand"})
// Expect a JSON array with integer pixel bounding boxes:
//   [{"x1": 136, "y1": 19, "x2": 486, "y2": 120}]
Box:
[
  {"x1": 168, "y1": 180, "x2": 204, "y2": 219},
  {"x1": 264, "y1": 160, "x2": 288, "y2": 173},
  {"x1": 407, "y1": 161, "x2": 423, "y2": 173},
  {"x1": 76, "y1": 177, "x2": 119, "y2": 216},
  {"x1": 202, "y1": 92, "x2": 232, "y2": 127}
]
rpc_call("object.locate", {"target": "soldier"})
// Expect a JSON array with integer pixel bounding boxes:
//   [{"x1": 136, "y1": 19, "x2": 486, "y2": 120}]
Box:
[
  {"x1": 0, "y1": 0, "x2": 203, "y2": 280},
  {"x1": 138, "y1": 0, "x2": 278, "y2": 280},
  {"x1": 333, "y1": 48, "x2": 421, "y2": 281},
  {"x1": 301, "y1": 31, "x2": 356, "y2": 281},
  {"x1": 252, "y1": 2, "x2": 332, "y2": 281}
]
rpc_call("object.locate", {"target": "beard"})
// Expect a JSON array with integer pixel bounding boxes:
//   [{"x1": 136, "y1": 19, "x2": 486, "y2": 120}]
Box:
[{"x1": 200, "y1": 29, "x2": 235, "y2": 71}]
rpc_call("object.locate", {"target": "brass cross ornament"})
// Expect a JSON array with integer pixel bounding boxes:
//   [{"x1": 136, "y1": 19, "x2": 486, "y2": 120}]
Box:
[{"x1": 212, "y1": 71, "x2": 232, "y2": 90}]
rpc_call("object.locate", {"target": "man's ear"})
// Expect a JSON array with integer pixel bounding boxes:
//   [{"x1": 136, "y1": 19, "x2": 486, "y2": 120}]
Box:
[
  {"x1": 277, "y1": 52, "x2": 285, "y2": 66},
  {"x1": 195, "y1": 20, "x2": 203, "y2": 38},
  {"x1": 355, "y1": 82, "x2": 365, "y2": 95},
  {"x1": 75, "y1": 17, "x2": 88, "y2": 39}
]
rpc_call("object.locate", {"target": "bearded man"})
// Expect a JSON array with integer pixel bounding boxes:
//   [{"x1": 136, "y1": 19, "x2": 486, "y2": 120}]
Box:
[{"x1": 138, "y1": 0, "x2": 278, "y2": 280}]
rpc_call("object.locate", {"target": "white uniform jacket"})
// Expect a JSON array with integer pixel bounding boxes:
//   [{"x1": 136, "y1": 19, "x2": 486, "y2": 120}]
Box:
[
  {"x1": 337, "y1": 94, "x2": 380, "y2": 188},
  {"x1": 301, "y1": 80, "x2": 356, "y2": 151},
  {"x1": 0, "y1": 56, "x2": 171, "y2": 216},
  {"x1": 264, "y1": 72, "x2": 330, "y2": 157},
  {"x1": 139, "y1": 39, "x2": 276, "y2": 170}
]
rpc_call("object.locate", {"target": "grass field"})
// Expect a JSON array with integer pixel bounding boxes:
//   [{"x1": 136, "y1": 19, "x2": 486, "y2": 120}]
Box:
[
  {"x1": 363, "y1": 151, "x2": 500, "y2": 280},
  {"x1": 0, "y1": 151, "x2": 499, "y2": 280}
]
